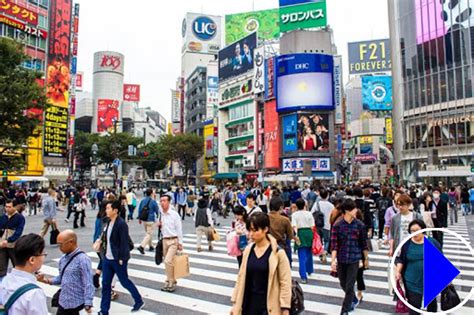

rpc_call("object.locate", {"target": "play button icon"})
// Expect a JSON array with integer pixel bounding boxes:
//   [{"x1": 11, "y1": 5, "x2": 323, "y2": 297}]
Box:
[{"x1": 423, "y1": 236, "x2": 461, "y2": 308}]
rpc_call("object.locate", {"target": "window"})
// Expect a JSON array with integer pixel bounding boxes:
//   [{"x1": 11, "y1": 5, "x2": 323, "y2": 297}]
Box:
[
  {"x1": 229, "y1": 102, "x2": 254, "y2": 121},
  {"x1": 38, "y1": 15, "x2": 48, "y2": 29}
]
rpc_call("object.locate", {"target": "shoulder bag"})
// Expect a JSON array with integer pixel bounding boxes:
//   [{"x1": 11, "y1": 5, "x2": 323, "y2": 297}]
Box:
[
  {"x1": 51, "y1": 251, "x2": 84, "y2": 307},
  {"x1": 0, "y1": 283, "x2": 39, "y2": 314}
]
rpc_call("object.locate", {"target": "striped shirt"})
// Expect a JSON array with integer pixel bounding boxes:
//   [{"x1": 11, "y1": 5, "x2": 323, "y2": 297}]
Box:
[
  {"x1": 51, "y1": 248, "x2": 94, "y2": 309},
  {"x1": 330, "y1": 218, "x2": 368, "y2": 264}
]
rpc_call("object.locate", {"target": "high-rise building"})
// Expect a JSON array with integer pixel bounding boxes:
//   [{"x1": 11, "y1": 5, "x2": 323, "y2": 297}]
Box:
[{"x1": 388, "y1": 0, "x2": 474, "y2": 184}]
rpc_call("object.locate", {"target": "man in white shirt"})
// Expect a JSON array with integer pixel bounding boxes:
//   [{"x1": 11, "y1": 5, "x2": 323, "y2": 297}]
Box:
[
  {"x1": 291, "y1": 199, "x2": 315, "y2": 284},
  {"x1": 244, "y1": 194, "x2": 262, "y2": 216},
  {"x1": 0, "y1": 233, "x2": 48, "y2": 315},
  {"x1": 158, "y1": 195, "x2": 183, "y2": 293}
]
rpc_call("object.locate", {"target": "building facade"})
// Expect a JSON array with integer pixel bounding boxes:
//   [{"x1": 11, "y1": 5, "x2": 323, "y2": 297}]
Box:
[
  {"x1": 185, "y1": 66, "x2": 207, "y2": 135},
  {"x1": 388, "y1": 0, "x2": 474, "y2": 184}
]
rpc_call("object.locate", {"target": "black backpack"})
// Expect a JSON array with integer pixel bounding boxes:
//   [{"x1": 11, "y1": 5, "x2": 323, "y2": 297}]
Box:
[
  {"x1": 291, "y1": 280, "x2": 305, "y2": 314},
  {"x1": 312, "y1": 202, "x2": 325, "y2": 229},
  {"x1": 139, "y1": 199, "x2": 152, "y2": 221}
]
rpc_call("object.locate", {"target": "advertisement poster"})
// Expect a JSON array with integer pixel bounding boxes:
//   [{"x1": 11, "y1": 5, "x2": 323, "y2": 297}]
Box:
[
  {"x1": 279, "y1": 1, "x2": 327, "y2": 33},
  {"x1": 362, "y1": 76, "x2": 393, "y2": 111},
  {"x1": 348, "y1": 39, "x2": 391, "y2": 74},
  {"x1": 218, "y1": 32, "x2": 257, "y2": 82},
  {"x1": 333, "y1": 55, "x2": 343, "y2": 124},
  {"x1": 219, "y1": 78, "x2": 252, "y2": 106},
  {"x1": 171, "y1": 89, "x2": 180, "y2": 123},
  {"x1": 75, "y1": 72, "x2": 83, "y2": 91},
  {"x1": 282, "y1": 114, "x2": 298, "y2": 152},
  {"x1": 282, "y1": 158, "x2": 330, "y2": 172},
  {"x1": 0, "y1": 0, "x2": 38, "y2": 25},
  {"x1": 225, "y1": 9, "x2": 279, "y2": 44},
  {"x1": 97, "y1": 99, "x2": 119, "y2": 133},
  {"x1": 253, "y1": 47, "x2": 265, "y2": 94},
  {"x1": 123, "y1": 84, "x2": 140, "y2": 102},
  {"x1": 43, "y1": 106, "x2": 68, "y2": 158},
  {"x1": 385, "y1": 117, "x2": 393, "y2": 144},
  {"x1": 182, "y1": 13, "x2": 221, "y2": 54},
  {"x1": 297, "y1": 113, "x2": 329, "y2": 152},
  {"x1": 265, "y1": 57, "x2": 275, "y2": 100},
  {"x1": 206, "y1": 76, "x2": 218, "y2": 119},
  {"x1": 277, "y1": 53, "x2": 334, "y2": 111},
  {"x1": 264, "y1": 100, "x2": 280, "y2": 169}
]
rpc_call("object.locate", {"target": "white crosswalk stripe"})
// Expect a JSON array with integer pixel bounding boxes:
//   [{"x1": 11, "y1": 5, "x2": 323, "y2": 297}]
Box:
[{"x1": 39, "y1": 217, "x2": 474, "y2": 314}]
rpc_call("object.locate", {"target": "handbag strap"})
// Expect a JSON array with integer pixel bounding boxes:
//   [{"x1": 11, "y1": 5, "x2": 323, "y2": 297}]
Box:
[
  {"x1": 4, "y1": 283, "x2": 39, "y2": 310},
  {"x1": 60, "y1": 250, "x2": 84, "y2": 279}
]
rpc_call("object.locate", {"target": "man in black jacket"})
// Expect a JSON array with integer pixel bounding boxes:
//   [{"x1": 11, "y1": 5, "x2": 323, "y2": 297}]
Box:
[
  {"x1": 100, "y1": 200, "x2": 144, "y2": 315},
  {"x1": 0, "y1": 200, "x2": 25, "y2": 281},
  {"x1": 429, "y1": 188, "x2": 448, "y2": 247}
]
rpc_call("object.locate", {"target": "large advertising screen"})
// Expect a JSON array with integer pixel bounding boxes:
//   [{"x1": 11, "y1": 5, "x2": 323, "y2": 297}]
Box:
[
  {"x1": 276, "y1": 53, "x2": 334, "y2": 112},
  {"x1": 225, "y1": 9, "x2": 279, "y2": 45},
  {"x1": 362, "y1": 76, "x2": 393, "y2": 111},
  {"x1": 282, "y1": 114, "x2": 298, "y2": 153},
  {"x1": 97, "y1": 99, "x2": 119, "y2": 133},
  {"x1": 264, "y1": 100, "x2": 281, "y2": 169},
  {"x1": 415, "y1": 0, "x2": 447, "y2": 44},
  {"x1": 182, "y1": 13, "x2": 222, "y2": 54},
  {"x1": 218, "y1": 32, "x2": 257, "y2": 82},
  {"x1": 279, "y1": 1, "x2": 327, "y2": 33},
  {"x1": 297, "y1": 113, "x2": 330, "y2": 152},
  {"x1": 43, "y1": 106, "x2": 68, "y2": 158},
  {"x1": 348, "y1": 39, "x2": 391, "y2": 74}
]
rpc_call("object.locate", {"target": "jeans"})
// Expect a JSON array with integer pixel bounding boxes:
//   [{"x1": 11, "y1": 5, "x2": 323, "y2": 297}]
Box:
[
  {"x1": 73, "y1": 210, "x2": 85, "y2": 228},
  {"x1": 285, "y1": 238, "x2": 293, "y2": 268},
  {"x1": 337, "y1": 262, "x2": 359, "y2": 314},
  {"x1": 432, "y1": 218, "x2": 444, "y2": 247},
  {"x1": 101, "y1": 259, "x2": 142, "y2": 315},
  {"x1": 356, "y1": 267, "x2": 365, "y2": 291},
  {"x1": 461, "y1": 203, "x2": 470, "y2": 215},
  {"x1": 0, "y1": 248, "x2": 15, "y2": 277},
  {"x1": 449, "y1": 204, "x2": 458, "y2": 225},
  {"x1": 297, "y1": 247, "x2": 313, "y2": 280},
  {"x1": 322, "y1": 229, "x2": 330, "y2": 253},
  {"x1": 471, "y1": 201, "x2": 474, "y2": 214},
  {"x1": 28, "y1": 202, "x2": 37, "y2": 215},
  {"x1": 405, "y1": 289, "x2": 437, "y2": 315}
]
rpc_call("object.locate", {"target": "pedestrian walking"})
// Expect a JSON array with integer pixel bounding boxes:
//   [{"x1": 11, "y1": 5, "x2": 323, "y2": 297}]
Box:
[
  {"x1": 330, "y1": 199, "x2": 369, "y2": 315},
  {"x1": 231, "y1": 206, "x2": 248, "y2": 267},
  {"x1": 292, "y1": 198, "x2": 315, "y2": 284},
  {"x1": 447, "y1": 187, "x2": 458, "y2": 225},
  {"x1": 0, "y1": 233, "x2": 48, "y2": 315},
  {"x1": 469, "y1": 185, "x2": 474, "y2": 214},
  {"x1": 37, "y1": 230, "x2": 94, "y2": 314},
  {"x1": 27, "y1": 189, "x2": 39, "y2": 216},
  {"x1": 384, "y1": 190, "x2": 403, "y2": 241},
  {"x1": 460, "y1": 187, "x2": 470, "y2": 216},
  {"x1": 428, "y1": 188, "x2": 448, "y2": 247},
  {"x1": 230, "y1": 212, "x2": 292, "y2": 315},
  {"x1": 40, "y1": 189, "x2": 58, "y2": 238},
  {"x1": 376, "y1": 187, "x2": 392, "y2": 239},
  {"x1": 311, "y1": 189, "x2": 333, "y2": 263},
  {"x1": 244, "y1": 194, "x2": 262, "y2": 216},
  {"x1": 126, "y1": 189, "x2": 137, "y2": 221},
  {"x1": 137, "y1": 188, "x2": 159, "y2": 255},
  {"x1": 194, "y1": 198, "x2": 214, "y2": 252},
  {"x1": 268, "y1": 197, "x2": 294, "y2": 266},
  {"x1": 0, "y1": 199, "x2": 25, "y2": 282},
  {"x1": 73, "y1": 191, "x2": 86, "y2": 229},
  {"x1": 99, "y1": 200, "x2": 144, "y2": 314},
  {"x1": 159, "y1": 194, "x2": 183, "y2": 293},
  {"x1": 256, "y1": 191, "x2": 268, "y2": 213},
  {"x1": 175, "y1": 187, "x2": 188, "y2": 220}
]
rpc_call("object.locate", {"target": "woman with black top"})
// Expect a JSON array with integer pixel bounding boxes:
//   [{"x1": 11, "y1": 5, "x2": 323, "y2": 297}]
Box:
[{"x1": 231, "y1": 212, "x2": 292, "y2": 315}]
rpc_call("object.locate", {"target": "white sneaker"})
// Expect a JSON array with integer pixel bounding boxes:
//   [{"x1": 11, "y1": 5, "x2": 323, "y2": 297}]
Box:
[{"x1": 65, "y1": 219, "x2": 69, "y2": 223}]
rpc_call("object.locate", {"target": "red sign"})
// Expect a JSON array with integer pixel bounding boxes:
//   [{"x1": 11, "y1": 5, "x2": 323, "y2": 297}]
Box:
[
  {"x1": 123, "y1": 84, "x2": 140, "y2": 102},
  {"x1": 75, "y1": 72, "x2": 83, "y2": 90},
  {"x1": 266, "y1": 57, "x2": 275, "y2": 99},
  {"x1": 101, "y1": 55, "x2": 121, "y2": 70},
  {"x1": 97, "y1": 99, "x2": 119, "y2": 133},
  {"x1": 354, "y1": 154, "x2": 378, "y2": 162},
  {"x1": 0, "y1": 14, "x2": 46, "y2": 38},
  {"x1": 0, "y1": 0, "x2": 38, "y2": 25},
  {"x1": 264, "y1": 100, "x2": 280, "y2": 169},
  {"x1": 69, "y1": 96, "x2": 76, "y2": 116}
]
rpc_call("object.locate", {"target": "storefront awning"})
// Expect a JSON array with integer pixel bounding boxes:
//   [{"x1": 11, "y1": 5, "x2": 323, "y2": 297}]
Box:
[
  {"x1": 299, "y1": 171, "x2": 335, "y2": 180},
  {"x1": 213, "y1": 172, "x2": 245, "y2": 180},
  {"x1": 10, "y1": 176, "x2": 49, "y2": 182}
]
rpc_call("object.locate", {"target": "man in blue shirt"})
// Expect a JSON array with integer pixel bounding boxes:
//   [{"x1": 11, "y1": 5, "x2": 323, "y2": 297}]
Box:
[
  {"x1": 175, "y1": 187, "x2": 188, "y2": 220},
  {"x1": 0, "y1": 199, "x2": 25, "y2": 281},
  {"x1": 137, "y1": 188, "x2": 159, "y2": 255}
]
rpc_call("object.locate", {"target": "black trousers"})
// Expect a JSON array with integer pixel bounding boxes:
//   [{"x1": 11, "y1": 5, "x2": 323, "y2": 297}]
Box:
[
  {"x1": 337, "y1": 262, "x2": 359, "y2": 314},
  {"x1": 378, "y1": 214, "x2": 385, "y2": 239},
  {"x1": 432, "y1": 219, "x2": 444, "y2": 247},
  {"x1": 405, "y1": 289, "x2": 437, "y2": 315},
  {"x1": 177, "y1": 204, "x2": 186, "y2": 220},
  {"x1": 73, "y1": 210, "x2": 85, "y2": 228},
  {"x1": 57, "y1": 304, "x2": 84, "y2": 315},
  {"x1": 356, "y1": 267, "x2": 366, "y2": 291},
  {"x1": 0, "y1": 248, "x2": 15, "y2": 277}
]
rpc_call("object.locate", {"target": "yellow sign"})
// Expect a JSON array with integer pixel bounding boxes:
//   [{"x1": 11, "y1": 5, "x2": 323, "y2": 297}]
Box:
[
  {"x1": 359, "y1": 136, "x2": 372, "y2": 144},
  {"x1": 385, "y1": 118, "x2": 393, "y2": 144}
]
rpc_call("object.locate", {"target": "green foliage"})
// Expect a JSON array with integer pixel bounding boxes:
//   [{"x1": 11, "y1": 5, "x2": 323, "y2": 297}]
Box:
[
  {"x1": 140, "y1": 141, "x2": 168, "y2": 178},
  {"x1": 0, "y1": 37, "x2": 48, "y2": 171}
]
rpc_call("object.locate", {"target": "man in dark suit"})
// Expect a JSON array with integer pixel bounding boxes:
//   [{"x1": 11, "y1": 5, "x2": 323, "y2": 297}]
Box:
[
  {"x1": 100, "y1": 200, "x2": 144, "y2": 315},
  {"x1": 429, "y1": 188, "x2": 448, "y2": 247}
]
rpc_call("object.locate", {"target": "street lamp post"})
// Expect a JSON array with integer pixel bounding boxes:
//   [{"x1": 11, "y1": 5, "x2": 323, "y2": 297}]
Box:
[{"x1": 91, "y1": 143, "x2": 98, "y2": 188}]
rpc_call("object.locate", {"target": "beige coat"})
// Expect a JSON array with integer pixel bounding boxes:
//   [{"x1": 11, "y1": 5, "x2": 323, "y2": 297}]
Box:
[{"x1": 231, "y1": 234, "x2": 292, "y2": 315}]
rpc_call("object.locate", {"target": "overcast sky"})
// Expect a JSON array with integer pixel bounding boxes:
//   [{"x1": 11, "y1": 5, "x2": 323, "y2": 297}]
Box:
[{"x1": 76, "y1": 0, "x2": 389, "y2": 122}]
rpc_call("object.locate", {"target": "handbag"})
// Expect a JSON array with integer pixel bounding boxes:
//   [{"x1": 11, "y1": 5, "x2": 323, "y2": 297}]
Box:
[
  {"x1": 155, "y1": 225, "x2": 163, "y2": 265},
  {"x1": 50, "y1": 225, "x2": 59, "y2": 245},
  {"x1": 238, "y1": 234, "x2": 248, "y2": 251},
  {"x1": 173, "y1": 253, "x2": 190, "y2": 279},
  {"x1": 395, "y1": 280, "x2": 410, "y2": 313},
  {"x1": 441, "y1": 284, "x2": 461, "y2": 311},
  {"x1": 226, "y1": 231, "x2": 241, "y2": 257},
  {"x1": 208, "y1": 228, "x2": 221, "y2": 242},
  {"x1": 51, "y1": 251, "x2": 84, "y2": 307},
  {"x1": 311, "y1": 227, "x2": 324, "y2": 256}
]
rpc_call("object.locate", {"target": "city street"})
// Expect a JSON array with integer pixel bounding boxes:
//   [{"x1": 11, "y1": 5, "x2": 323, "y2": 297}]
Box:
[{"x1": 21, "y1": 204, "x2": 474, "y2": 315}]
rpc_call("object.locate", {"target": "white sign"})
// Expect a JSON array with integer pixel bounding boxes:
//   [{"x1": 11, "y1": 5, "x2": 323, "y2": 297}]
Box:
[
  {"x1": 334, "y1": 55, "x2": 343, "y2": 124},
  {"x1": 243, "y1": 155, "x2": 255, "y2": 168},
  {"x1": 182, "y1": 13, "x2": 222, "y2": 54},
  {"x1": 282, "y1": 158, "x2": 330, "y2": 173},
  {"x1": 93, "y1": 51, "x2": 124, "y2": 75},
  {"x1": 171, "y1": 89, "x2": 181, "y2": 123},
  {"x1": 253, "y1": 47, "x2": 265, "y2": 94}
]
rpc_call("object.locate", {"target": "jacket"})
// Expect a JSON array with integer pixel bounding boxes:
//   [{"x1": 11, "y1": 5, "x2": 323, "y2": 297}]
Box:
[
  {"x1": 428, "y1": 200, "x2": 448, "y2": 228},
  {"x1": 231, "y1": 234, "x2": 292, "y2": 315},
  {"x1": 42, "y1": 196, "x2": 56, "y2": 220},
  {"x1": 0, "y1": 213, "x2": 25, "y2": 245},
  {"x1": 105, "y1": 217, "x2": 130, "y2": 262},
  {"x1": 390, "y1": 211, "x2": 423, "y2": 251}
]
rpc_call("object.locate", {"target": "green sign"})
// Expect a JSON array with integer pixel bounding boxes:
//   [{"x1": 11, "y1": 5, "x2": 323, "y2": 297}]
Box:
[
  {"x1": 2, "y1": 170, "x2": 7, "y2": 178},
  {"x1": 225, "y1": 9, "x2": 280, "y2": 44},
  {"x1": 279, "y1": 1, "x2": 327, "y2": 33}
]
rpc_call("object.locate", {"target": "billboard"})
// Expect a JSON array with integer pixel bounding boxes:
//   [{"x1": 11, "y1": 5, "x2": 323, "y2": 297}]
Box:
[
  {"x1": 333, "y1": 55, "x2": 343, "y2": 124},
  {"x1": 218, "y1": 32, "x2": 257, "y2": 82},
  {"x1": 385, "y1": 117, "x2": 393, "y2": 144},
  {"x1": 97, "y1": 99, "x2": 119, "y2": 133},
  {"x1": 264, "y1": 100, "x2": 281, "y2": 169},
  {"x1": 206, "y1": 75, "x2": 218, "y2": 119},
  {"x1": 0, "y1": 14, "x2": 47, "y2": 38},
  {"x1": 171, "y1": 89, "x2": 180, "y2": 123},
  {"x1": 225, "y1": 9, "x2": 279, "y2": 44},
  {"x1": 0, "y1": 0, "x2": 38, "y2": 25},
  {"x1": 43, "y1": 105, "x2": 68, "y2": 158},
  {"x1": 265, "y1": 57, "x2": 276, "y2": 100},
  {"x1": 348, "y1": 39, "x2": 391, "y2": 74},
  {"x1": 123, "y1": 84, "x2": 140, "y2": 102},
  {"x1": 219, "y1": 78, "x2": 252, "y2": 106},
  {"x1": 282, "y1": 158, "x2": 330, "y2": 172},
  {"x1": 204, "y1": 123, "x2": 215, "y2": 158},
  {"x1": 280, "y1": 0, "x2": 320, "y2": 6},
  {"x1": 297, "y1": 113, "x2": 329, "y2": 152},
  {"x1": 182, "y1": 13, "x2": 222, "y2": 54},
  {"x1": 75, "y1": 72, "x2": 83, "y2": 91},
  {"x1": 415, "y1": 0, "x2": 447, "y2": 44},
  {"x1": 362, "y1": 76, "x2": 393, "y2": 111},
  {"x1": 253, "y1": 47, "x2": 265, "y2": 94},
  {"x1": 276, "y1": 53, "x2": 334, "y2": 112},
  {"x1": 279, "y1": 1, "x2": 327, "y2": 33},
  {"x1": 282, "y1": 114, "x2": 298, "y2": 153}
]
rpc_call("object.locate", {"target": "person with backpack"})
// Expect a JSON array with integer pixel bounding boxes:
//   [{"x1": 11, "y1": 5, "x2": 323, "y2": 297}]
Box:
[
  {"x1": 194, "y1": 198, "x2": 214, "y2": 252},
  {"x1": 306, "y1": 187, "x2": 318, "y2": 214},
  {"x1": 245, "y1": 194, "x2": 262, "y2": 216},
  {"x1": 268, "y1": 197, "x2": 294, "y2": 267},
  {"x1": 231, "y1": 206, "x2": 249, "y2": 267},
  {"x1": 0, "y1": 233, "x2": 48, "y2": 314},
  {"x1": 137, "y1": 188, "x2": 159, "y2": 255},
  {"x1": 230, "y1": 212, "x2": 292, "y2": 315},
  {"x1": 376, "y1": 187, "x2": 392, "y2": 240},
  {"x1": 311, "y1": 189, "x2": 333, "y2": 264},
  {"x1": 292, "y1": 198, "x2": 315, "y2": 284}
]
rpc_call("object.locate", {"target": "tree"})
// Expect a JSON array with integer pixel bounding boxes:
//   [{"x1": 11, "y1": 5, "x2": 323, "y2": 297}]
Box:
[
  {"x1": 0, "y1": 38, "x2": 48, "y2": 171},
  {"x1": 139, "y1": 142, "x2": 168, "y2": 178},
  {"x1": 74, "y1": 131, "x2": 101, "y2": 170}
]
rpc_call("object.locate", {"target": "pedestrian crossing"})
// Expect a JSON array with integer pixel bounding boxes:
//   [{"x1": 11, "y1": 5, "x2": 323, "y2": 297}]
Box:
[{"x1": 39, "y1": 217, "x2": 474, "y2": 314}]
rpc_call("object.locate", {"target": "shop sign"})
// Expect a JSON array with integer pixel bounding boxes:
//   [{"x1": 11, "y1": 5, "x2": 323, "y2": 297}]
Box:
[
  {"x1": 428, "y1": 113, "x2": 474, "y2": 128},
  {"x1": 282, "y1": 158, "x2": 330, "y2": 172},
  {"x1": 219, "y1": 79, "x2": 252, "y2": 106},
  {"x1": 0, "y1": 0, "x2": 38, "y2": 25}
]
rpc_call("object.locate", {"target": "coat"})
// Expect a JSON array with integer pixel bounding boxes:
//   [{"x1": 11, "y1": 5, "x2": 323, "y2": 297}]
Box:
[
  {"x1": 428, "y1": 200, "x2": 448, "y2": 228},
  {"x1": 231, "y1": 234, "x2": 292, "y2": 315}
]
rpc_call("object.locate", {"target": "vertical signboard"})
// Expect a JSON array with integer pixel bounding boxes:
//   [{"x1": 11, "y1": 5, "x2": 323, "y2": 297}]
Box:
[
  {"x1": 75, "y1": 72, "x2": 83, "y2": 91},
  {"x1": 264, "y1": 100, "x2": 281, "y2": 169},
  {"x1": 253, "y1": 47, "x2": 265, "y2": 94},
  {"x1": 282, "y1": 114, "x2": 298, "y2": 152},
  {"x1": 385, "y1": 117, "x2": 393, "y2": 144},
  {"x1": 44, "y1": 106, "x2": 68, "y2": 158},
  {"x1": 97, "y1": 99, "x2": 119, "y2": 133},
  {"x1": 334, "y1": 55, "x2": 343, "y2": 124},
  {"x1": 171, "y1": 89, "x2": 180, "y2": 123},
  {"x1": 206, "y1": 64, "x2": 219, "y2": 120},
  {"x1": 265, "y1": 57, "x2": 275, "y2": 100}
]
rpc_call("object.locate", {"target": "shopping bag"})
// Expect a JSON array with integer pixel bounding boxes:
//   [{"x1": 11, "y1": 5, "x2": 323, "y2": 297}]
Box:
[
  {"x1": 226, "y1": 231, "x2": 241, "y2": 257},
  {"x1": 210, "y1": 228, "x2": 221, "y2": 242},
  {"x1": 50, "y1": 226, "x2": 59, "y2": 245},
  {"x1": 441, "y1": 284, "x2": 461, "y2": 311},
  {"x1": 312, "y1": 228, "x2": 323, "y2": 256},
  {"x1": 238, "y1": 234, "x2": 248, "y2": 251},
  {"x1": 173, "y1": 253, "x2": 190, "y2": 279},
  {"x1": 368, "y1": 239, "x2": 379, "y2": 252},
  {"x1": 395, "y1": 280, "x2": 409, "y2": 313}
]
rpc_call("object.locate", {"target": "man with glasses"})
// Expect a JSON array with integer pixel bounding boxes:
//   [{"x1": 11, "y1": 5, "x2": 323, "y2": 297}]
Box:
[
  {"x1": 37, "y1": 230, "x2": 94, "y2": 314},
  {"x1": 0, "y1": 233, "x2": 48, "y2": 314}
]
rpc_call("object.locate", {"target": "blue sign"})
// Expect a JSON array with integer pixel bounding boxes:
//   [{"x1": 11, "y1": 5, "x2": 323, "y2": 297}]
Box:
[
  {"x1": 362, "y1": 75, "x2": 393, "y2": 111},
  {"x1": 192, "y1": 16, "x2": 217, "y2": 41},
  {"x1": 276, "y1": 53, "x2": 334, "y2": 112},
  {"x1": 337, "y1": 134, "x2": 342, "y2": 152},
  {"x1": 282, "y1": 114, "x2": 298, "y2": 152},
  {"x1": 207, "y1": 76, "x2": 218, "y2": 89},
  {"x1": 279, "y1": 0, "x2": 318, "y2": 6},
  {"x1": 71, "y1": 57, "x2": 77, "y2": 75}
]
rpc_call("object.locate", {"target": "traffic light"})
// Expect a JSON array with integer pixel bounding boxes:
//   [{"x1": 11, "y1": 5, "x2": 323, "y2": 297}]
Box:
[
  {"x1": 2, "y1": 170, "x2": 6, "y2": 178},
  {"x1": 471, "y1": 161, "x2": 474, "y2": 173},
  {"x1": 137, "y1": 151, "x2": 149, "y2": 158}
]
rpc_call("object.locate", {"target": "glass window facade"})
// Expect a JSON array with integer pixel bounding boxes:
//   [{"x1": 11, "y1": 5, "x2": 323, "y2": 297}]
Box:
[{"x1": 229, "y1": 102, "x2": 254, "y2": 121}]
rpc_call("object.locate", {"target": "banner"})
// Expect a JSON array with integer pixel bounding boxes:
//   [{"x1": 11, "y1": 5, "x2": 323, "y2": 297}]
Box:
[
  {"x1": 75, "y1": 72, "x2": 83, "y2": 91},
  {"x1": 97, "y1": 99, "x2": 119, "y2": 133},
  {"x1": 206, "y1": 76, "x2": 218, "y2": 119},
  {"x1": 264, "y1": 100, "x2": 280, "y2": 169},
  {"x1": 43, "y1": 106, "x2": 68, "y2": 158},
  {"x1": 279, "y1": 1, "x2": 327, "y2": 33},
  {"x1": 354, "y1": 154, "x2": 377, "y2": 162},
  {"x1": 171, "y1": 90, "x2": 180, "y2": 123},
  {"x1": 264, "y1": 57, "x2": 275, "y2": 100},
  {"x1": 362, "y1": 76, "x2": 393, "y2": 111},
  {"x1": 348, "y1": 39, "x2": 391, "y2": 74},
  {"x1": 253, "y1": 47, "x2": 265, "y2": 94},
  {"x1": 0, "y1": 14, "x2": 47, "y2": 38},
  {"x1": 282, "y1": 114, "x2": 298, "y2": 153},
  {"x1": 334, "y1": 55, "x2": 343, "y2": 124},
  {"x1": 282, "y1": 158, "x2": 330, "y2": 172},
  {"x1": 123, "y1": 84, "x2": 140, "y2": 102},
  {"x1": 385, "y1": 117, "x2": 393, "y2": 144},
  {"x1": 218, "y1": 32, "x2": 257, "y2": 82},
  {"x1": 0, "y1": 0, "x2": 38, "y2": 25},
  {"x1": 225, "y1": 9, "x2": 279, "y2": 44}
]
